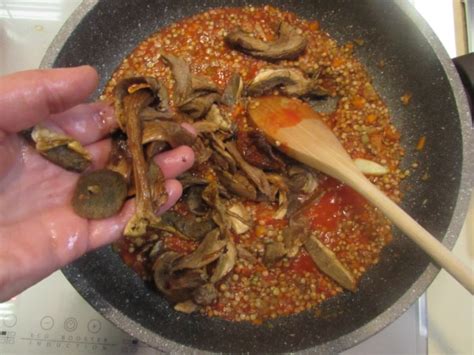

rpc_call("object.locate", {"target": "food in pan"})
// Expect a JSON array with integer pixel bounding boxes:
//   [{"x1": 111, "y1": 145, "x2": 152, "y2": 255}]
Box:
[{"x1": 32, "y1": 6, "x2": 406, "y2": 324}]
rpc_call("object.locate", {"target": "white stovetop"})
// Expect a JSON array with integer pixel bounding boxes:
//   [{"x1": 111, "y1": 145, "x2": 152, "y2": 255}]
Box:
[{"x1": 0, "y1": 0, "x2": 472, "y2": 354}]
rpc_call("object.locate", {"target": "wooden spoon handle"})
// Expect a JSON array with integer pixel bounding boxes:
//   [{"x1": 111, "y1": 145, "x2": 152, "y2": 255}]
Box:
[{"x1": 342, "y1": 172, "x2": 474, "y2": 294}]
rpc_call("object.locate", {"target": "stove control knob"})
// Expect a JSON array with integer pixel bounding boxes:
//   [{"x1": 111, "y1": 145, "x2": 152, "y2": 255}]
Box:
[
  {"x1": 3, "y1": 314, "x2": 17, "y2": 328},
  {"x1": 40, "y1": 316, "x2": 54, "y2": 330},
  {"x1": 87, "y1": 319, "x2": 101, "y2": 333}
]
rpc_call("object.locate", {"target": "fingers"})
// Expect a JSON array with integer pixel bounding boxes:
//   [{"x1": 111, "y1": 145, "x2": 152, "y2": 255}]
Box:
[
  {"x1": 49, "y1": 102, "x2": 117, "y2": 145},
  {"x1": 88, "y1": 179, "x2": 183, "y2": 249},
  {"x1": 153, "y1": 145, "x2": 195, "y2": 179},
  {"x1": 0, "y1": 66, "x2": 98, "y2": 133},
  {"x1": 0, "y1": 175, "x2": 184, "y2": 301}
]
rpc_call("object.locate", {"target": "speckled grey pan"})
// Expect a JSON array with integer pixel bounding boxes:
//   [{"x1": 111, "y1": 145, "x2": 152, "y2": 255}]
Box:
[{"x1": 41, "y1": 0, "x2": 473, "y2": 353}]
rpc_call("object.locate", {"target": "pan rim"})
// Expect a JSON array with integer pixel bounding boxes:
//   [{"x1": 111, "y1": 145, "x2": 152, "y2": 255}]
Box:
[{"x1": 40, "y1": 0, "x2": 473, "y2": 353}]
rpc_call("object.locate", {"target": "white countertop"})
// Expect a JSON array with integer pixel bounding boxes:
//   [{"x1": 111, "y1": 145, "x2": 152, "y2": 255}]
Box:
[{"x1": 1, "y1": 0, "x2": 472, "y2": 354}]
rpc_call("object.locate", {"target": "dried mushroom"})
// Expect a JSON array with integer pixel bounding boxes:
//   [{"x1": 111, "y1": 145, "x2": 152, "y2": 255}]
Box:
[
  {"x1": 154, "y1": 253, "x2": 208, "y2": 302},
  {"x1": 236, "y1": 129, "x2": 284, "y2": 171},
  {"x1": 304, "y1": 235, "x2": 356, "y2": 291},
  {"x1": 210, "y1": 238, "x2": 237, "y2": 283},
  {"x1": 205, "y1": 105, "x2": 233, "y2": 132},
  {"x1": 287, "y1": 166, "x2": 319, "y2": 194},
  {"x1": 217, "y1": 170, "x2": 257, "y2": 200},
  {"x1": 221, "y1": 72, "x2": 244, "y2": 106},
  {"x1": 162, "y1": 54, "x2": 220, "y2": 118},
  {"x1": 173, "y1": 229, "x2": 226, "y2": 270},
  {"x1": 142, "y1": 120, "x2": 195, "y2": 147},
  {"x1": 31, "y1": 126, "x2": 91, "y2": 172},
  {"x1": 162, "y1": 211, "x2": 216, "y2": 240},
  {"x1": 247, "y1": 68, "x2": 327, "y2": 98},
  {"x1": 225, "y1": 22, "x2": 308, "y2": 60},
  {"x1": 227, "y1": 202, "x2": 251, "y2": 234},
  {"x1": 184, "y1": 185, "x2": 208, "y2": 216},
  {"x1": 225, "y1": 141, "x2": 274, "y2": 199},
  {"x1": 114, "y1": 76, "x2": 171, "y2": 130},
  {"x1": 72, "y1": 169, "x2": 127, "y2": 219},
  {"x1": 120, "y1": 87, "x2": 166, "y2": 237},
  {"x1": 192, "y1": 283, "x2": 218, "y2": 305},
  {"x1": 263, "y1": 241, "x2": 287, "y2": 265}
]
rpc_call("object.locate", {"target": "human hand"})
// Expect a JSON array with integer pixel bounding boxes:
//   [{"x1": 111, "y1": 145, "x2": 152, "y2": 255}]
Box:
[{"x1": 0, "y1": 66, "x2": 194, "y2": 301}]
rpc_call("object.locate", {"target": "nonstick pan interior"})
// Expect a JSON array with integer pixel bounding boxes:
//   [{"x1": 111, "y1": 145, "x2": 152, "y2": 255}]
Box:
[{"x1": 42, "y1": 0, "x2": 473, "y2": 352}]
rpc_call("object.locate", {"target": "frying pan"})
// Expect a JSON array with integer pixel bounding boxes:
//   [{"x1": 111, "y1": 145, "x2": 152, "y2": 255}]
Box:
[{"x1": 41, "y1": 0, "x2": 473, "y2": 353}]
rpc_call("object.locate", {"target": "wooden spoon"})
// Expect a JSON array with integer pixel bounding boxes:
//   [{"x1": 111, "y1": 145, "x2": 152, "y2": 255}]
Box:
[{"x1": 248, "y1": 96, "x2": 474, "y2": 294}]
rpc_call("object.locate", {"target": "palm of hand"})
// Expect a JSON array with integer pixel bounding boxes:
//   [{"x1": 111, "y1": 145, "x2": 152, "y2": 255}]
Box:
[{"x1": 0, "y1": 66, "x2": 194, "y2": 301}]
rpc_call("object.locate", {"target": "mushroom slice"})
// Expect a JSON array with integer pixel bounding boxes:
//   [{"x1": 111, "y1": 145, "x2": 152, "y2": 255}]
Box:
[
  {"x1": 192, "y1": 283, "x2": 218, "y2": 305},
  {"x1": 225, "y1": 22, "x2": 307, "y2": 61},
  {"x1": 236, "y1": 129, "x2": 284, "y2": 171},
  {"x1": 193, "y1": 120, "x2": 220, "y2": 135},
  {"x1": 142, "y1": 120, "x2": 196, "y2": 147},
  {"x1": 160, "y1": 211, "x2": 214, "y2": 241},
  {"x1": 210, "y1": 238, "x2": 237, "y2": 283},
  {"x1": 148, "y1": 161, "x2": 168, "y2": 209},
  {"x1": 160, "y1": 54, "x2": 192, "y2": 106},
  {"x1": 174, "y1": 300, "x2": 199, "y2": 313},
  {"x1": 282, "y1": 217, "x2": 309, "y2": 258},
  {"x1": 221, "y1": 72, "x2": 244, "y2": 106},
  {"x1": 263, "y1": 241, "x2": 287, "y2": 265},
  {"x1": 304, "y1": 235, "x2": 357, "y2": 291},
  {"x1": 225, "y1": 141, "x2": 274, "y2": 200},
  {"x1": 153, "y1": 251, "x2": 209, "y2": 302},
  {"x1": 192, "y1": 136, "x2": 214, "y2": 165},
  {"x1": 173, "y1": 229, "x2": 227, "y2": 270},
  {"x1": 31, "y1": 126, "x2": 91, "y2": 172},
  {"x1": 72, "y1": 169, "x2": 128, "y2": 219},
  {"x1": 216, "y1": 170, "x2": 257, "y2": 201},
  {"x1": 201, "y1": 182, "x2": 230, "y2": 230},
  {"x1": 161, "y1": 54, "x2": 219, "y2": 119},
  {"x1": 122, "y1": 89, "x2": 165, "y2": 238},
  {"x1": 114, "y1": 76, "x2": 171, "y2": 130},
  {"x1": 227, "y1": 202, "x2": 252, "y2": 234},
  {"x1": 210, "y1": 134, "x2": 237, "y2": 173},
  {"x1": 205, "y1": 104, "x2": 233, "y2": 132},
  {"x1": 180, "y1": 93, "x2": 221, "y2": 119},
  {"x1": 184, "y1": 185, "x2": 207, "y2": 215},
  {"x1": 287, "y1": 165, "x2": 318, "y2": 194},
  {"x1": 274, "y1": 189, "x2": 289, "y2": 220},
  {"x1": 354, "y1": 158, "x2": 389, "y2": 176},
  {"x1": 247, "y1": 68, "x2": 327, "y2": 97},
  {"x1": 236, "y1": 245, "x2": 258, "y2": 264}
]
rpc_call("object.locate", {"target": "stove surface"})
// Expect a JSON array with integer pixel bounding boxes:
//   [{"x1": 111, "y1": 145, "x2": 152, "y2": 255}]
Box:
[{"x1": 0, "y1": 271, "x2": 426, "y2": 355}]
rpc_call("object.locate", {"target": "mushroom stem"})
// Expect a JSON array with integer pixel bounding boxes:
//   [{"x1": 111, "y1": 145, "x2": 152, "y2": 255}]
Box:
[{"x1": 123, "y1": 90, "x2": 163, "y2": 237}]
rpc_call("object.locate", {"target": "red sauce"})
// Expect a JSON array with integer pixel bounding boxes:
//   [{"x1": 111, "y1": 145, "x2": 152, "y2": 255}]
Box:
[
  {"x1": 305, "y1": 178, "x2": 367, "y2": 231},
  {"x1": 290, "y1": 251, "x2": 318, "y2": 275}
]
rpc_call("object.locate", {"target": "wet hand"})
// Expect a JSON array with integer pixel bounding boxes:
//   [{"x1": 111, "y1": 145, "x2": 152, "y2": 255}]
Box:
[{"x1": 0, "y1": 66, "x2": 195, "y2": 301}]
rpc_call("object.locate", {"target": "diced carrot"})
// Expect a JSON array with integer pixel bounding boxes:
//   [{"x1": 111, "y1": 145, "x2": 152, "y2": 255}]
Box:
[
  {"x1": 416, "y1": 136, "x2": 426, "y2": 151},
  {"x1": 400, "y1": 92, "x2": 412, "y2": 106},
  {"x1": 366, "y1": 114, "x2": 377, "y2": 123},
  {"x1": 384, "y1": 126, "x2": 400, "y2": 141},
  {"x1": 331, "y1": 57, "x2": 344, "y2": 68},
  {"x1": 309, "y1": 21, "x2": 320, "y2": 31},
  {"x1": 351, "y1": 96, "x2": 366, "y2": 109},
  {"x1": 255, "y1": 225, "x2": 266, "y2": 237}
]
